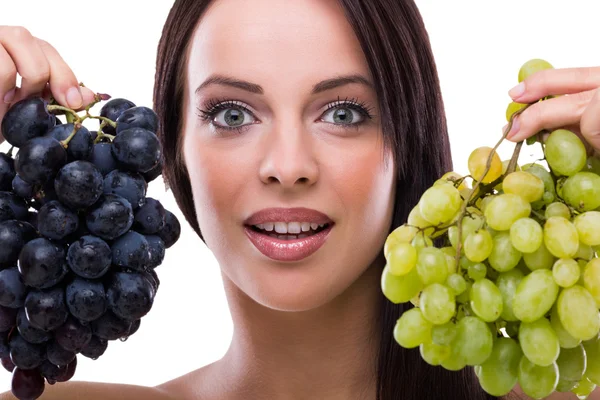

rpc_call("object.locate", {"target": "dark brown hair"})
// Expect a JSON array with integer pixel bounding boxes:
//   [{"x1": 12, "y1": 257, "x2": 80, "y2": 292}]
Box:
[{"x1": 154, "y1": 1, "x2": 497, "y2": 399}]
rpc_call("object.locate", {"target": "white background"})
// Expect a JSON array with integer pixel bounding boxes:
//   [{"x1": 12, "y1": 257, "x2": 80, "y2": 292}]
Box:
[{"x1": 1, "y1": 0, "x2": 600, "y2": 393}]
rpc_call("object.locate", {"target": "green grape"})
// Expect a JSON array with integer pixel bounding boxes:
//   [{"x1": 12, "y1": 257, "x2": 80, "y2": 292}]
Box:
[
  {"x1": 572, "y1": 376, "x2": 597, "y2": 399},
  {"x1": 496, "y1": 268, "x2": 524, "y2": 322},
  {"x1": 388, "y1": 242, "x2": 418, "y2": 276},
  {"x1": 452, "y1": 316, "x2": 493, "y2": 365},
  {"x1": 477, "y1": 337, "x2": 522, "y2": 396},
  {"x1": 545, "y1": 202, "x2": 571, "y2": 219},
  {"x1": 523, "y1": 241, "x2": 556, "y2": 271},
  {"x1": 517, "y1": 356, "x2": 559, "y2": 399},
  {"x1": 384, "y1": 224, "x2": 418, "y2": 258},
  {"x1": 381, "y1": 264, "x2": 423, "y2": 304},
  {"x1": 562, "y1": 172, "x2": 600, "y2": 211},
  {"x1": 521, "y1": 164, "x2": 557, "y2": 211},
  {"x1": 470, "y1": 279, "x2": 503, "y2": 322},
  {"x1": 506, "y1": 101, "x2": 527, "y2": 122},
  {"x1": 574, "y1": 211, "x2": 600, "y2": 246},
  {"x1": 557, "y1": 285, "x2": 600, "y2": 341},
  {"x1": 407, "y1": 205, "x2": 435, "y2": 236},
  {"x1": 420, "y1": 341, "x2": 451, "y2": 366},
  {"x1": 393, "y1": 308, "x2": 432, "y2": 348},
  {"x1": 582, "y1": 337, "x2": 600, "y2": 385},
  {"x1": 488, "y1": 232, "x2": 522, "y2": 272},
  {"x1": 583, "y1": 258, "x2": 600, "y2": 307},
  {"x1": 575, "y1": 243, "x2": 595, "y2": 261},
  {"x1": 464, "y1": 230, "x2": 493, "y2": 262},
  {"x1": 431, "y1": 321, "x2": 457, "y2": 346},
  {"x1": 440, "y1": 344, "x2": 467, "y2": 371},
  {"x1": 545, "y1": 129, "x2": 587, "y2": 177},
  {"x1": 440, "y1": 249, "x2": 457, "y2": 275},
  {"x1": 446, "y1": 273, "x2": 467, "y2": 296},
  {"x1": 411, "y1": 231, "x2": 433, "y2": 250},
  {"x1": 553, "y1": 258, "x2": 581, "y2": 288},
  {"x1": 503, "y1": 171, "x2": 545, "y2": 203},
  {"x1": 519, "y1": 318, "x2": 560, "y2": 366},
  {"x1": 468, "y1": 146, "x2": 503, "y2": 183},
  {"x1": 510, "y1": 217, "x2": 543, "y2": 253},
  {"x1": 479, "y1": 195, "x2": 495, "y2": 213},
  {"x1": 518, "y1": 58, "x2": 554, "y2": 82},
  {"x1": 556, "y1": 344, "x2": 587, "y2": 392},
  {"x1": 448, "y1": 212, "x2": 484, "y2": 248},
  {"x1": 544, "y1": 216, "x2": 579, "y2": 258},
  {"x1": 419, "y1": 184, "x2": 462, "y2": 225},
  {"x1": 456, "y1": 280, "x2": 472, "y2": 304},
  {"x1": 416, "y1": 247, "x2": 448, "y2": 285},
  {"x1": 436, "y1": 171, "x2": 467, "y2": 191},
  {"x1": 542, "y1": 191, "x2": 555, "y2": 205},
  {"x1": 484, "y1": 193, "x2": 531, "y2": 231},
  {"x1": 551, "y1": 306, "x2": 581, "y2": 349},
  {"x1": 420, "y1": 283, "x2": 456, "y2": 325},
  {"x1": 468, "y1": 263, "x2": 487, "y2": 281},
  {"x1": 512, "y1": 269, "x2": 558, "y2": 322},
  {"x1": 578, "y1": 259, "x2": 587, "y2": 286}
]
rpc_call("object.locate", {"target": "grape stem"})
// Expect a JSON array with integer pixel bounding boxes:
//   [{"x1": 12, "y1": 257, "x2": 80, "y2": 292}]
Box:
[
  {"x1": 60, "y1": 123, "x2": 82, "y2": 148},
  {"x1": 454, "y1": 104, "x2": 533, "y2": 270}
]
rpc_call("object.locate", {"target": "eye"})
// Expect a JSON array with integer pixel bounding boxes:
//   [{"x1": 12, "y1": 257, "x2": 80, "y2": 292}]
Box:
[
  {"x1": 321, "y1": 106, "x2": 366, "y2": 125},
  {"x1": 196, "y1": 99, "x2": 258, "y2": 134}
]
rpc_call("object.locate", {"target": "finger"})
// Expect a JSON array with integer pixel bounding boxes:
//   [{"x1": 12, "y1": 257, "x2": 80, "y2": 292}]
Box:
[
  {"x1": 509, "y1": 66, "x2": 600, "y2": 104},
  {"x1": 0, "y1": 44, "x2": 17, "y2": 124},
  {"x1": 0, "y1": 26, "x2": 50, "y2": 101},
  {"x1": 506, "y1": 89, "x2": 596, "y2": 143},
  {"x1": 580, "y1": 88, "x2": 600, "y2": 152},
  {"x1": 35, "y1": 38, "x2": 91, "y2": 109}
]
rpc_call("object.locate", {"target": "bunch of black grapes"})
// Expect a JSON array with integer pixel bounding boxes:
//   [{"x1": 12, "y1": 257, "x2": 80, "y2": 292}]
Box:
[{"x1": 0, "y1": 96, "x2": 181, "y2": 400}]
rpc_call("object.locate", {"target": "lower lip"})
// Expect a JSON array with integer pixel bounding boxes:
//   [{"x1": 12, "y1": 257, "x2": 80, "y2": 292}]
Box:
[{"x1": 244, "y1": 225, "x2": 333, "y2": 262}]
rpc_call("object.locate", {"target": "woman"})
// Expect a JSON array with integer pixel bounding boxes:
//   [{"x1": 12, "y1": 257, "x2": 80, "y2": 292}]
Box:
[{"x1": 1, "y1": 0, "x2": 600, "y2": 399}]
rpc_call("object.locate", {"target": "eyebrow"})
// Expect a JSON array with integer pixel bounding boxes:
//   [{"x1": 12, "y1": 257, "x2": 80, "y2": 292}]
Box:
[{"x1": 194, "y1": 73, "x2": 373, "y2": 96}]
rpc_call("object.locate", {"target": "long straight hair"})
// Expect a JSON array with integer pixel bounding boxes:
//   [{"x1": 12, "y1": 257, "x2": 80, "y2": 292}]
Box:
[{"x1": 153, "y1": 1, "x2": 497, "y2": 399}]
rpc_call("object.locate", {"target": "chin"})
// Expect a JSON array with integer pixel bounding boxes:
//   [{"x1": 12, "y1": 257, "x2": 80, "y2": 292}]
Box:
[{"x1": 243, "y1": 262, "x2": 355, "y2": 312}]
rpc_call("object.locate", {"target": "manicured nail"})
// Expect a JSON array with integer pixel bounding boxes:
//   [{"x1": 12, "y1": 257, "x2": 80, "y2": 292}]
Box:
[
  {"x1": 506, "y1": 115, "x2": 521, "y2": 139},
  {"x1": 508, "y1": 82, "x2": 526, "y2": 99},
  {"x1": 3, "y1": 88, "x2": 15, "y2": 104},
  {"x1": 66, "y1": 86, "x2": 83, "y2": 109}
]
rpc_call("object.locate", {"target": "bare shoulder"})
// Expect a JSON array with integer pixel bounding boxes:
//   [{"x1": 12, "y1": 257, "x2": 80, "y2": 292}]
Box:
[
  {"x1": 0, "y1": 381, "x2": 174, "y2": 400},
  {"x1": 157, "y1": 362, "x2": 223, "y2": 400}
]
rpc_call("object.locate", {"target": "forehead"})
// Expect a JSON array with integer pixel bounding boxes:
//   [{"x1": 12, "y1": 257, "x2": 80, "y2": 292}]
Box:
[{"x1": 186, "y1": 0, "x2": 371, "y2": 87}]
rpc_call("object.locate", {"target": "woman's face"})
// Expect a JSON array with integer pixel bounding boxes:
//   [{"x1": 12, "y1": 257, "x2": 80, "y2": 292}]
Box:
[{"x1": 182, "y1": 0, "x2": 396, "y2": 311}]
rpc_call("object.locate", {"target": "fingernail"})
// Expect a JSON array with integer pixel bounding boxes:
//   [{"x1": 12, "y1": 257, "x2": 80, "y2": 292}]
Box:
[
  {"x1": 508, "y1": 82, "x2": 526, "y2": 99},
  {"x1": 66, "y1": 86, "x2": 83, "y2": 109},
  {"x1": 3, "y1": 88, "x2": 15, "y2": 104},
  {"x1": 506, "y1": 115, "x2": 521, "y2": 139}
]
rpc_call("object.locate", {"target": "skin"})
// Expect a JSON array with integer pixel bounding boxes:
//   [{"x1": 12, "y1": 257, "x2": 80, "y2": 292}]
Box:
[{"x1": 2, "y1": 1, "x2": 600, "y2": 399}]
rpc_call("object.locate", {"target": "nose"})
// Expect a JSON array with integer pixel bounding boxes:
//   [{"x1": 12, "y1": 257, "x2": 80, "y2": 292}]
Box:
[{"x1": 258, "y1": 122, "x2": 319, "y2": 190}]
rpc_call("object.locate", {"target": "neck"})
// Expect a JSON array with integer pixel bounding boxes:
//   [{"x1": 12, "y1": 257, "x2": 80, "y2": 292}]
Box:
[{"x1": 217, "y1": 258, "x2": 384, "y2": 400}]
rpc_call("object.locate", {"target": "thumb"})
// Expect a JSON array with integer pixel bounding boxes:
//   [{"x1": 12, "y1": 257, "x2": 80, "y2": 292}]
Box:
[{"x1": 581, "y1": 88, "x2": 600, "y2": 153}]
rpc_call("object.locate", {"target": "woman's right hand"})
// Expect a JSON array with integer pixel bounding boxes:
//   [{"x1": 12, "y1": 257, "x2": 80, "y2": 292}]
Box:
[{"x1": 0, "y1": 26, "x2": 96, "y2": 142}]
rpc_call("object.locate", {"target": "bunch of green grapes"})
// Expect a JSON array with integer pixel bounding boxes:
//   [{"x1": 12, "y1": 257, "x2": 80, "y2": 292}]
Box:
[{"x1": 382, "y1": 58, "x2": 600, "y2": 399}]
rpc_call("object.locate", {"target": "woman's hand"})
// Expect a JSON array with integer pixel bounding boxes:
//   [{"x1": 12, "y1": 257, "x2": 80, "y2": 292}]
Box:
[
  {"x1": 504, "y1": 66, "x2": 600, "y2": 155},
  {"x1": 0, "y1": 26, "x2": 96, "y2": 141}
]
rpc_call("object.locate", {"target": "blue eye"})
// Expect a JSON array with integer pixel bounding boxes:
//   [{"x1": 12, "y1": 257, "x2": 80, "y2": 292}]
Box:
[{"x1": 196, "y1": 96, "x2": 374, "y2": 135}]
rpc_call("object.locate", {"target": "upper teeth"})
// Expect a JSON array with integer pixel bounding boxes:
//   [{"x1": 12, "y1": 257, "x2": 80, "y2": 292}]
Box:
[{"x1": 253, "y1": 222, "x2": 327, "y2": 234}]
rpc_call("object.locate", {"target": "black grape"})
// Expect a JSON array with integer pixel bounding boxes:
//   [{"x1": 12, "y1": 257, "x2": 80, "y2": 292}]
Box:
[
  {"x1": 16, "y1": 308, "x2": 51, "y2": 344},
  {"x1": 0, "y1": 153, "x2": 15, "y2": 191},
  {"x1": 8, "y1": 334, "x2": 45, "y2": 370},
  {"x1": 80, "y1": 336, "x2": 108, "y2": 360},
  {"x1": 66, "y1": 235, "x2": 111, "y2": 279},
  {"x1": 107, "y1": 271, "x2": 154, "y2": 321},
  {"x1": 18, "y1": 238, "x2": 67, "y2": 289},
  {"x1": 11, "y1": 367, "x2": 45, "y2": 400},
  {"x1": 45, "y1": 124, "x2": 93, "y2": 161},
  {"x1": 0, "y1": 305, "x2": 17, "y2": 332},
  {"x1": 85, "y1": 194, "x2": 133, "y2": 240},
  {"x1": 37, "y1": 201, "x2": 79, "y2": 240},
  {"x1": 65, "y1": 278, "x2": 107, "y2": 322},
  {"x1": 0, "y1": 191, "x2": 29, "y2": 222},
  {"x1": 145, "y1": 235, "x2": 165, "y2": 269},
  {"x1": 54, "y1": 161, "x2": 104, "y2": 209},
  {"x1": 1, "y1": 97, "x2": 56, "y2": 147},
  {"x1": 24, "y1": 287, "x2": 69, "y2": 331},
  {"x1": 14, "y1": 136, "x2": 67, "y2": 185},
  {"x1": 115, "y1": 106, "x2": 158, "y2": 134},
  {"x1": 46, "y1": 340, "x2": 76, "y2": 367},
  {"x1": 110, "y1": 231, "x2": 150, "y2": 271},
  {"x1": 156, "y1": 210, "x2": 181, "y2": 248},
  {"x1": 111, "y1": 128, "x2": 160, "y2": 173},
  {"x1": 103, "y1": 170, "x2": 147, "y2": 210},
  {"x1": 99, "y1": 98, "x2": 136, "y2": 135},
  {"x1": 91, "y1": 311, "x2": 131, "y2": 341},
  {"x1": 133, "y1": 197, "x2": 165, "y2": 234},
  {"x1": 90, "y1": 143, "x2": 119, "y2": 176},
  {"x1": 0, "y1": 220, "x2": 38, "y2": 268},
  {"x1": 55, "y1": 317, "x2": 92, "y2": 353}
]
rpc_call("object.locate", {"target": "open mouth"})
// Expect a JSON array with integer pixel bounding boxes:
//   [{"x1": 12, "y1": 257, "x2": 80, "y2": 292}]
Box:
[{"x1": 247, "y1": 222, "x2": 331, "y2": 240}]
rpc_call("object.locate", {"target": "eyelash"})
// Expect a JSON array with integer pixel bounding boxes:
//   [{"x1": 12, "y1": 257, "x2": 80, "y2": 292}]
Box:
[{"x1": 196, "y1": 96, "x2": 375, "y2": 135}]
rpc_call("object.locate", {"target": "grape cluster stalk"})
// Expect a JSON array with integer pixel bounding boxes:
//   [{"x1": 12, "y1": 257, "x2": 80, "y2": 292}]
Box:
[
  {"x1": 382, "y1": 59, "x2": 600, "y2": 399},
  {"x1": 0, "y1": 92, "x2": 181, "y2": 399}
]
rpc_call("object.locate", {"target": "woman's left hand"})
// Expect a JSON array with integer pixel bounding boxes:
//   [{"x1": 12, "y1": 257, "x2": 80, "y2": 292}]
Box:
[{"x1": 504, "y1": 66, "x2": 600, "y2": 155}]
